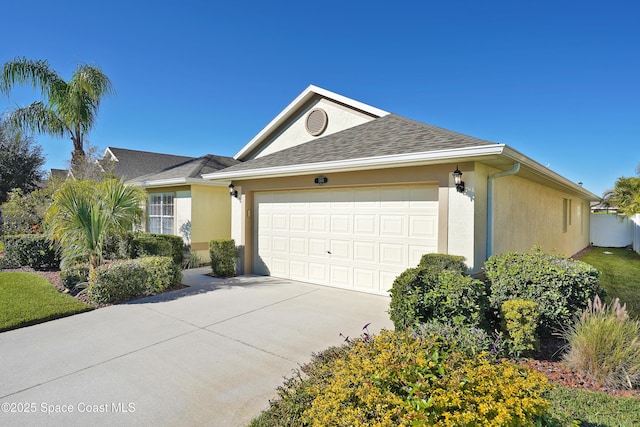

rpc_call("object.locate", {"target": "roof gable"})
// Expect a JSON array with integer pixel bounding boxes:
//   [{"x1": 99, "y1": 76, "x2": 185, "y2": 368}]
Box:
[
  {"x1": 217, "y1": 114, "x2": 498, "y2": 174},
  {"x1": 234, "y1": 85, "x2": 389, "y2": 161}
]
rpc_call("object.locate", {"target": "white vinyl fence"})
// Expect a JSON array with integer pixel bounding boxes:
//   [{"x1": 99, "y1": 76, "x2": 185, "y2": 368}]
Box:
[
  {"x1": 633, "y1": 214, "x2": 640, "y2": 254},
  {"x1": 590, "y1": 213, "x2": 632, "y2": 248}
]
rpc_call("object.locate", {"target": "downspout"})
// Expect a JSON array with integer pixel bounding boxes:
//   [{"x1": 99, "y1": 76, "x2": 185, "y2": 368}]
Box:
[{"x1": 487, "y1": 162, "x2": 521, "y2": 258}]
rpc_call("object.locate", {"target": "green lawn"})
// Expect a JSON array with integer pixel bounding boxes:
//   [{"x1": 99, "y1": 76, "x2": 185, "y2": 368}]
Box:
[
  {"x1": 548, "y1": 386, "x2": 640, "y2": 427},
  {"x1": 579, "y1": 246, "x2": 640, "y2": 318},
  {"x1": 0, "y1": 272, "x2": 92, "y2": 332}
]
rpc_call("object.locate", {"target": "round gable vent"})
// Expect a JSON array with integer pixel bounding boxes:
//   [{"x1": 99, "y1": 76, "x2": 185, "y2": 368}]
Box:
[{"x1": 305, "y1": 108, "x2": 328, "y2": 136}]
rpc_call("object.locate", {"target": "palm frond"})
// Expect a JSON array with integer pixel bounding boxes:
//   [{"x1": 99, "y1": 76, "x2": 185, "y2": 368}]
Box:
[
  {"x1": 0, "y1": 57, "x2": 66, "y2": 100},
  {"x1": 4, "y1": 102, "x2": 69, "y2": 137}
]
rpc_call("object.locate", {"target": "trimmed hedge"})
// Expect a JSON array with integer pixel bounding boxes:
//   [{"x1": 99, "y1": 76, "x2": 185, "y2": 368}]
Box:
[
  {"x1": 117, "y1": 232, "x2": 184, "y2": 266},
  {"x1": 137, "y1": 256, "x2": 182, "y2": 293},
  {"x1": 389, "y1": 254, "x2": 487, "y2": 331},
  {"x1": 209, "y1": 239, "x2": 237, "y2": 277},
  {"x1": 484, "y1": 248, "x2": 602, "y2": 333},
  {"x1": 88, "y1": 260, "x2": 148, "y2": 304},
  {"x1": 3, "y1": 234, "x2": 60, "y2": 270},
  {"x1": 87, "y1": 256, "x2": 182, "y2": 304},
  {"x1": 419, "y1": 252, "x2": 468, "y2": 273}
]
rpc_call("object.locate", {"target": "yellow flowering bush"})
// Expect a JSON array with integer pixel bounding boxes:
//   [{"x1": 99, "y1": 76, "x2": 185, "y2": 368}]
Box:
[{"x1": 302, "y1": 331, "x2": 552, "y2": 427}]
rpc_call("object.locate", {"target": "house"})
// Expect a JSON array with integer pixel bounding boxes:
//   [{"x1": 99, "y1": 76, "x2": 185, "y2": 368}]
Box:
[
  {"x1": 127, "y1": 154, "x2": 239, "y2": 258},
  {"x1": 202, "y1": 85, "x2": 599, "y2": 295}
]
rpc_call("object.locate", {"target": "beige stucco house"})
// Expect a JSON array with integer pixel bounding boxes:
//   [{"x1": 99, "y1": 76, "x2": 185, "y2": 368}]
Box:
[{"x1": 203, "y1": 85, "x2": 599, "y2": 294}]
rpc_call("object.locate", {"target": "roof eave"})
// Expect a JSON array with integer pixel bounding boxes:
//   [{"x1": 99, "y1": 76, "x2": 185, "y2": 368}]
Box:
[
  {"x1": 205, "y1": 145, "x2": 507, "y2": 180},
  {"x1": 129, "y1": 177, "x2": 229, "y2": 189},
  {"x1": 500, "y1": 146, "x2": 600, "y2": 200},
  {"x1": 233, "y1": 85, "x2": 390, "y2": 160}
]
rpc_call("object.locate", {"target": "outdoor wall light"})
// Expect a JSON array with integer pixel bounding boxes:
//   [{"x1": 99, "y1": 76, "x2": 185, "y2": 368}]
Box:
[
  {"x1": 452, "y1": 166, "x2": 465, "y2": 193},
  {"x1": 228, "y1": 183, "x2": 238, "y2": 198}
]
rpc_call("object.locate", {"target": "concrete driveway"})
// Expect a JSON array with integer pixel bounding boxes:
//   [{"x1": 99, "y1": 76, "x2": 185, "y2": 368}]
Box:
[{"x1": 0, "y1": 268, "x2": 393, "y2": 426}]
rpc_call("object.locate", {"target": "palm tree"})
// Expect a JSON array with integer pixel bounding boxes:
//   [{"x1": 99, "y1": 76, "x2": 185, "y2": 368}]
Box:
[
  {"x1": 0, "y1": 57, "x2": 114, "y2": 167},
  {"x1": 45, "y1": 179, "x2": 146, "y2": 271}
]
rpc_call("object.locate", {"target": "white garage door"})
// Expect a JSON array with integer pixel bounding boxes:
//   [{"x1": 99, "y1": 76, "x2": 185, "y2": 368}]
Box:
[{"x1": 254, "y1": 185, "x2": 439, "y2": 293}]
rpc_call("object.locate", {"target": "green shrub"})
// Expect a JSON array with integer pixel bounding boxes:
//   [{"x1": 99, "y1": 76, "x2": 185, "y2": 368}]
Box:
[
  {"x1": 60, "y1": 263, "x2": 90, "y2": 291},
  {"x1": 209, "y1": 239, "x2": 237, "y2": 277},
  {"x1": 87, "y1": 260, "x2": 148, "y2": 304},
  {"x1": 414, "y1": 321, "x2": 504, "y2": 358},
  {"x1": 182, "y1": 250, "x2": 204, "y2": 269},
  {"x1": 484, "y1": 247, "x2": 602, "y2": 333},
  {"x1": 126, "y1": 232, "x2": 184, "y2": 266},
  {"x1": 389, "y1": 255, "x2": 487, "y2": 331},
  {"x1": 255, "y1": 331, "x2": 554, "y2": 426},
  {"x1": 137, "y1": 256, "x2": 182, "y2": 293},
  {"x1": 419, "y1": 253, "x2": 468, "y2": 273},
  {"x1": 563, "y1": 295, "x2": 640, "y2": 389},
  {"x1": 1, "y1": 187, "x2": 53, "y2": 235},
  {"x1": 501, "y1": 299, "x2": 540, "y2": 358},
  {"x1": 3, "y1": 234, "x2": 60, "y2": 270}
]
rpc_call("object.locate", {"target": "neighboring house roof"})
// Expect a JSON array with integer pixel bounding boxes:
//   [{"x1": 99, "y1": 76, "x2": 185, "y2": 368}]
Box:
[
  {"x1": 128, "y1": 154, "x2": 240, "y2": 187},
  {"x1": 103, "y1": 147, "x2": 195, "y2": 180},
  {"x1": 234, "y1": 84, "x2": 390, "y2": 160}
]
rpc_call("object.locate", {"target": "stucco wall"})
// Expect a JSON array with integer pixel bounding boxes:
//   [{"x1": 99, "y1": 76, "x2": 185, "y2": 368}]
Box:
[
  {"x1": 190, "y1": 185, "x2": 232, "y2": 258},
  {"x1": 492, "y1": 173, "x2": 590, "y2": 257},
  {"x1": 253, "y1": 97, "x2": 376, "y2": 158}
]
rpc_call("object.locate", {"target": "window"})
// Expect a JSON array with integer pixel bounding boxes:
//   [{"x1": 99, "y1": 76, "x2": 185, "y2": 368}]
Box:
[
  {"x1": 562, "y1": 198, "x2": 569, "y2": 233},
  {"x1": 148, "y1": 193, "x2": 174, "y2": 234}
]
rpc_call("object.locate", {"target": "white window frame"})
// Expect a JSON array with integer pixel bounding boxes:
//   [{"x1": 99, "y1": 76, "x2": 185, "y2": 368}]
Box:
[{"x1": 148, "y1": 192, "x2": 175, "y2": 235}]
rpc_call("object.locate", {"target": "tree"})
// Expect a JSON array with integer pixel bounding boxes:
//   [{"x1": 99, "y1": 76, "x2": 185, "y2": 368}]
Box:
[
  {"x1": 0, "y1": 57, "x2": 114, "y2": 167},
  {"x1": 0, "y1": 119, "x2": 45, "y2": 203},
  {"x1": 603, "y1": 174, "x2": 640, "y2": 217},
  {"x1": 45, "y1": 179, "x2": 146, "y2": 271}
]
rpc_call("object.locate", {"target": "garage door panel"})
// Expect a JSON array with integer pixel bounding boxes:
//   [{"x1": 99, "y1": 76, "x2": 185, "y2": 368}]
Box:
[
  {"x1": 272, "y1": 213, "x2": 288, "y2": 231},
  {"x1": 354, "y1": 214, "x2": 376, "y2": 235},
  {"x1": 330, "y1": 265, "x2": 351, "y2": 286},
  {"x1": 354, "y1": 268, "x2": 377, "y2": 290},
  {"x1": 410, "y1": 215, "x2": 437, "y2": 238},
  {"x1": 289, "y1": 237, "x2": 307, "y2": 256},
  {"x1": 330, "y1": 240, "x2": 351, "y2": 259},
  {"x1": 353, "y1": 241, "x2": 377, "y2": 263},
  {"x1": 330, "y1": 215, "x2": 352, "y2": 234},
  {"x1": 380, "y1": 243, "x2": 405, "y2": 265},
  {"x1": 271, "y1": 235, "x2": 288, "y2": 254},
  {"x1": 309, "y1": 214, "x2": 329, "y2": 233},
  {"x1": 309, "y1": 239, "x2": 328, "y2": 256},
  {"x1": 255, "y1": 185, "x2": 439, "y2": 294},
  {"x1": 380, "y1": 215, "x2": 405, "y2": 237},
  {"x1": 309, "y1": 263, "x2": 328, "y2": 282},
  {"x1": 290, "y1": 214, "x2": 307, "y2": 232}
]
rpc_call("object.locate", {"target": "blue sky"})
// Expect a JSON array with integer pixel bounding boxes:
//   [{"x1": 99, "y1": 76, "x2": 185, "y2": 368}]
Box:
[{"x1": 1, "y1": 0, "x2": 638, "y2": 197}]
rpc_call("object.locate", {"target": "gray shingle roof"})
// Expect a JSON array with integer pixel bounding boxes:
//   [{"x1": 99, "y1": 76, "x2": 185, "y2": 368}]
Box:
[
  {"x1": 219, "y1": 114, "x2": 499, "y2": 173},
  {"x1": 130, "y1": 154, "x2": 240, "y2": 183},
  {"x1": 104, "y1": 147, "x2": 196, "y2": 180}
]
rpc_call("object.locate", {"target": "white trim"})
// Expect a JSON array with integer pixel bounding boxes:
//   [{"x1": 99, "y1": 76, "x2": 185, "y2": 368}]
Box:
[
  {"x1": 129, "y1": 177, "x2": 230, "y2": 188},
  {"x1": 233, "y1": 85, "x2": 389, "y2": 160},
  {"x1": 205, "y1": 143, "x2": 599, "y2": 200},
  {"x1": 206, "y1": 145, "x2": 506, "y2": 180},
  {"x1": 103, "y1": 147, "x2": 118, "y2": 161}
]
